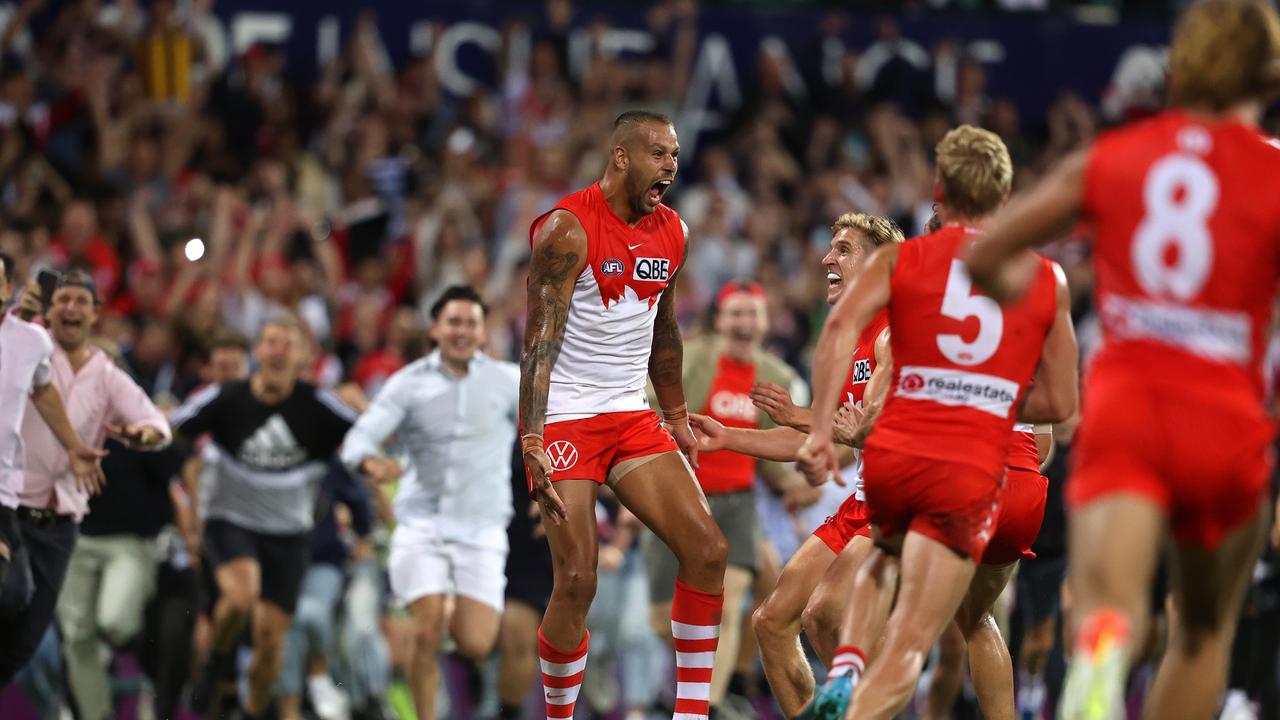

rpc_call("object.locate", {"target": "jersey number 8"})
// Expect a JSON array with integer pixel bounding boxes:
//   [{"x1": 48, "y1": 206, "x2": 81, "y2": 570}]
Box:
[{"x1": 1132, "y1": 153, "x2": 1219, "y2": 300}]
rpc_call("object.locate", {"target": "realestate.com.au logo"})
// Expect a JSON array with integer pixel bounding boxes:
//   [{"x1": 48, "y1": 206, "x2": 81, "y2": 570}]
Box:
[{"x1": 897, "y1": 367, "x2": 1018, "y2": 417}]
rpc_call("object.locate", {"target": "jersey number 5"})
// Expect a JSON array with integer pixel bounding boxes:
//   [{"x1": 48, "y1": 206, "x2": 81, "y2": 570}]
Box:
[
  {"x1": 1132, "y1": 153, "x2": 1219, "y2": 300},
  {"x1": 938, "y1": 258, "x2": 1003, "y2": 366}
]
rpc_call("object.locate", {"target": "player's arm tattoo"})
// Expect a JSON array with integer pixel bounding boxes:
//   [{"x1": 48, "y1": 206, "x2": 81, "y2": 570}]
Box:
[
  {"x1": 520, "y1": 215, "x2": 585, "y2": 436},
  {"x1": 649, "y1": 239, "x2": 689, "y2": 407}
]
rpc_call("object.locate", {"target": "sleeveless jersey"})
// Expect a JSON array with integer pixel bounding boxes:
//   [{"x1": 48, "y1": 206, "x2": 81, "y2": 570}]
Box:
[
  {"x1": 1082, "y1": 110, "x2": 1280, "y2": 413},
  {"x1": 696, "y1": 355, "x2": 759, "y2": 494},
  {"x1": 868, "y1": 225, "x2": 1057, "y2": 475},
  {"x1": 1008, "y1": 423, "x2": 1041, "y2": 474},
  {"x1": 530, "y1": 183, "x2": 686, "y2": 421},
  {"x1": 839, "y1": 309, "x2": 890, "y2": 499}
]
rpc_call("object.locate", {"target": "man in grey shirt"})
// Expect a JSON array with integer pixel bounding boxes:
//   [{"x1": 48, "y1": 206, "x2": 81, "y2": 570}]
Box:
[
  {"x1": 170, "y1": 315, "x2": 356, "y2": 718},
  {"x1": 342, "y1": 285, "x2": 517, "y2": 720}
]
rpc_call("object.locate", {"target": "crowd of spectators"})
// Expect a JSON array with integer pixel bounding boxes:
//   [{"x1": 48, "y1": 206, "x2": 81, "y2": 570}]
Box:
[{"x1": 2, "y1": 0, "x2": 1278, "y2": 719}]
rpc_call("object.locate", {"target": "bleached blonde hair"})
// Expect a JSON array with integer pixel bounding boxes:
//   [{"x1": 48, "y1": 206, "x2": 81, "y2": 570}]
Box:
[
  {"x1": 832, "y1": 212, "x2": 905, "y2": 247},
  {"x1": 935, "y1": 125, "x2": 1013, "y2": 219}
]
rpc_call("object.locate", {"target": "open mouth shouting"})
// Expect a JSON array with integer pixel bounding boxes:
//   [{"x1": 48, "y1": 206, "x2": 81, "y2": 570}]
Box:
[
  {"x1": 826, "y1": 271, "x2": 842, "y2": 291},
  {"x1": 647, "y1": 179, "x2": 672, "y2": 206}
]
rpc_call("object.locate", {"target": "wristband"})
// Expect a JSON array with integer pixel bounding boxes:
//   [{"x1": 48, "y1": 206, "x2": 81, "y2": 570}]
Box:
[
  {"x1": 521, "y1": 433, "x2": 544, "y2": 454},
  {"x1": 662, "y1": 404, "x2": 688, "y2": 426}
]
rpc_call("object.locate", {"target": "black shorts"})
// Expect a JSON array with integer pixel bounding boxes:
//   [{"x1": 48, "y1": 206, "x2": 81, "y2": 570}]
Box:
[
  {"x1": 204, "y1": 519, "x2": 311, "y2": 614},
  {"x1": 1016, "y1": 554, "x2": 1067, "y2": 628}
]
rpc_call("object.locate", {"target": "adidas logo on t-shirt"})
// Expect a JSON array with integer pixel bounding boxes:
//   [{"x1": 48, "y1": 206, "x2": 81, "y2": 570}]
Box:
[{"x1": 238, "y1": 414, "x2": 307, "y2": 469}]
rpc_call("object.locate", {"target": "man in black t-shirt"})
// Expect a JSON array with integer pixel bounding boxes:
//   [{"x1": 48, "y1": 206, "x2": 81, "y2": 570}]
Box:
[{"x1": 170, "y1": 316, "x2": 356, "y2": 718}]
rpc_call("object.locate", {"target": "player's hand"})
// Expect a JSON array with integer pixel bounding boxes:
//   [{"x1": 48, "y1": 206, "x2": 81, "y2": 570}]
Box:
[
  {"x1": 360, "y1": 456, "x2": 403, "y2": 484},
  {"x1": 689, "y1": 413, "x2": 728, "y2": 453},
  {"x1": 750, "y1": 382, "x2": 801, "y2": 428},
  {"x1": 667, "y1": 420, "x2": 700, "y2": 469},
  {"x1": 832, "y1": 402, "x2": 864, "y2": 448},
  {"x1": 782, "y1": 481, "x2": 823, "y2": 512},
  {"x1": 797, "y1": 431, "x2": 842, "y2": 487},
  {"x1": 69, "y1": 445, "x2": 109, "y2": 496},
  {"x1": 524, "y1": 445, "x2": 568, "y2": 526}
]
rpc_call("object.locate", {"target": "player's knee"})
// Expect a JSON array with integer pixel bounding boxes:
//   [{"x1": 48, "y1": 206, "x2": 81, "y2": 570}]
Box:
[
  {"x1": 553, "y1": 562, "x2": 598, "y2": 612},
  {"x1": 680, "y1": 527, "x2": 728, "y2": 583},
  {"x1": 799, "y1": 597, "x2": 837, "y2": 644},
  {"x1": 751, "y1": 595, "x2": 792, "y2": 641}
]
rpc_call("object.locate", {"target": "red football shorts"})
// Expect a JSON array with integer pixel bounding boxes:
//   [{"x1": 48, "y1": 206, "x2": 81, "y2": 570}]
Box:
[
  {"x1": 812, "y1": 494, "x2": 872, "y2": 554},
  {"x1": 862, "y1": 447, "x2": 1003, "y2": 560},
  {"x1": 528, "y1": 410, "x2": 678, "y2": 495},
  {"x1": 1068, "y1": 378, "x2": 1272, "y2": 550},
  {"x1": 981, "y1": 468, "x2": 1047, "y2": 566}
]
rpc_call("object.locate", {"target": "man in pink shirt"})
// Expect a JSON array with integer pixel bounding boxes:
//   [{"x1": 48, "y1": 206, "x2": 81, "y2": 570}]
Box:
[{"x1": 0, "y1": 270, "x2": 170, "y2": 686}]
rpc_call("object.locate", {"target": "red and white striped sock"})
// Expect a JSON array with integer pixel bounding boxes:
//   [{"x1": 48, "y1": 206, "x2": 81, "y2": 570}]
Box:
[
  {"x1": 671, "y1": 578, "x2": 724, "y2": 720},
  {"x1": 827, "y1": 645, "x2": 866, "y2": 682},
  {"x1": 538, "y1": 628, "x2": 589, "y2": 720}
]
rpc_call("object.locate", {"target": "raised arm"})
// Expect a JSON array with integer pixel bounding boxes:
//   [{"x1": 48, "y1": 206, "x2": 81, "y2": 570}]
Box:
[
  {"x1": 967, "y1": 149, "x2": 1088, "y2": 301},
  {"x1": 1018, "y1": 262, "x2": 1079, "y2": 424},
  {"x1": 520, "y1": 210, "x2": 588, "y2": 523}
]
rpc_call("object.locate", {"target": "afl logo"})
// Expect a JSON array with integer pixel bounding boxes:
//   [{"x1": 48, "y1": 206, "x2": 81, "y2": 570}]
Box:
[
  {"x1": 901, "y1": 373, "x2": 925, "y2": 392},
  {"x1": 600, "y1": 258, "x2": 625, "y2": 277},
  {"x1": 546, "y1": 441, "x2": 579, "y2": 471}
]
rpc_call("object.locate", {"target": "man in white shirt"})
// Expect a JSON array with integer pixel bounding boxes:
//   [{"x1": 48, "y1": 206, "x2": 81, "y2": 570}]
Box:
[
  {"x1": 0, "y1": 256, "x2": 107, "y2": 681},
  {"x1": 341, "y1": 285, "x2": 517, "y2": 720}
]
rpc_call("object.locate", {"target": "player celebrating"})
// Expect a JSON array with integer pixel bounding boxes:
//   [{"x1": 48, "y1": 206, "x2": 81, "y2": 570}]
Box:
[
  {"x1": 703, "y1": 212, "x2": 901, "y2": 719},
  {"x1": 968, "y1": 2, "x2": 1280, "y2": 717},
  {"x1": 520, "y1": 110, "x2": 728, "y2": 720},
  {"x1": 798, "y1": 125, "x2": 1074, "y2": 720}
]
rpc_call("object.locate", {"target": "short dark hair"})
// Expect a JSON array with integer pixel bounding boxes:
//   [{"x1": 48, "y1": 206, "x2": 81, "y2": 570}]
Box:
[
  {"x1": 429, "y1": 285, "x2": 486, "y2": 320},
  {"x1": 0, "y1": 252, "x2": 13, "y2": 286},
  {"x1": 614, "y1": 110, "x2": 674, "y2": 134}
]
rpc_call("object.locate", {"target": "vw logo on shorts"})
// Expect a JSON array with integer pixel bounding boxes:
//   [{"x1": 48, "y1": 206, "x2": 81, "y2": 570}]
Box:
[{"x1": 546, "y1": 440, "x2": 579, "y2": 471}]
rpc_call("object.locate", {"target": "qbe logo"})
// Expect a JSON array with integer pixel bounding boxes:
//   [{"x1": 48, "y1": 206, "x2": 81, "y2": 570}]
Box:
[
  {"x1": 546, "y1": 441, "x2": 579, "y2": 471},
  {"x1": 600, "y1": 258, "x2": 625, "y2": 277},
  {"x1": 634, "y1": 257, "x2": 670, "y2": 282},
  {"x1": 851, "y1": 358, "x2": 872, "y2": 384}
]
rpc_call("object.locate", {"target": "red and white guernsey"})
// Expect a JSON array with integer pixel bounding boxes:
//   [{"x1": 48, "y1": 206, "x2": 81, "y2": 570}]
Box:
[
  {"x1": 838, "y1": 309, "x2": 890, "y2": 498},
  {"x1": 869, "y1": 225, "x2": 1057, "y2": 475},
  {"x1": 530, "y1": 183, "x2": 686, "y2": 422},
  {"x1": 1083, "y1": 110, "x2": 1280, "y2": 415}
]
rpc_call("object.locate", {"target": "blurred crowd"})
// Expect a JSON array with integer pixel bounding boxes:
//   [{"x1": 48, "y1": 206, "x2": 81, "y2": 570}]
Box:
[{"x1": 1, "y1": 0, "x2": 1279, "y2": 719}]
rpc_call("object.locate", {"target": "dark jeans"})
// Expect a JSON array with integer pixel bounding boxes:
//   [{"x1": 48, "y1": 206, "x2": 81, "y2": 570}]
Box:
[{"x1": 0, "y1": 513, "x2": 77, "y2": 684}]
